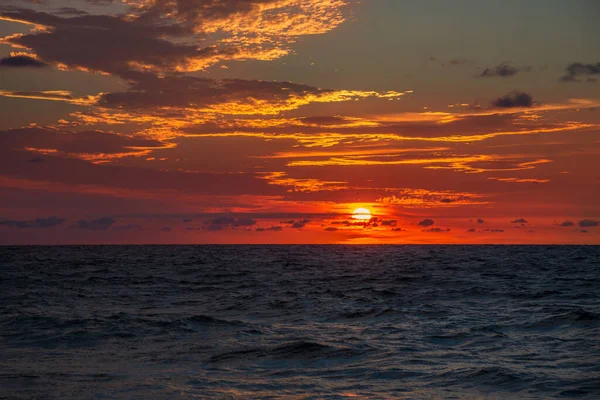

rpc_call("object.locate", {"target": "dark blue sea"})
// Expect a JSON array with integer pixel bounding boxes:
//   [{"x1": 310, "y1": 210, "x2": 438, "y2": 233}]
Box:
[{"x1": 1, "y1": 245, "x2": 599, "y2": 399}]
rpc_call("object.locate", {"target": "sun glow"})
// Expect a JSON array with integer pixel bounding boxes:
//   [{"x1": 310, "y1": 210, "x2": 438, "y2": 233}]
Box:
[{"x1": 352, "y1": 207, "x2": 372, "y2": 221}]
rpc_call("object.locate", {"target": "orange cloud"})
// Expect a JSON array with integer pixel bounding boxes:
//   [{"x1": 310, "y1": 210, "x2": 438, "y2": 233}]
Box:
[
  {"x1": 377, "y1": 189, "x2": 489, "y2": 208},
  {"x1": 259, "y1": 171, "x2": 348, "y2": 192}
]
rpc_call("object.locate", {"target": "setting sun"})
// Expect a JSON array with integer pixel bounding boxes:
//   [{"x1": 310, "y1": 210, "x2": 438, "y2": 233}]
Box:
[{"x1": 352, "y1": 208, "x2": 372, "y2": 221}]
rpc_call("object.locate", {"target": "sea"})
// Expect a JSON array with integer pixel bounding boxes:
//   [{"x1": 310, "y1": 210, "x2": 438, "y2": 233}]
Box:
[{"x1": 1, "y1": 245, "x2": 599, "y2": 399}]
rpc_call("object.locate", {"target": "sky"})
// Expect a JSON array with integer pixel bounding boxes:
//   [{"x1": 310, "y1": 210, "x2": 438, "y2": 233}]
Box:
[{"x1": 0, "y1": 0, "x2": 599, "y2": 244}]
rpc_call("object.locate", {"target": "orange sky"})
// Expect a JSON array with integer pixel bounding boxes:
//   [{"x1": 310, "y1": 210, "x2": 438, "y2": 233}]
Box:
[{"x1": 0, "y1": 0, "x2": 599, "y2": 244}]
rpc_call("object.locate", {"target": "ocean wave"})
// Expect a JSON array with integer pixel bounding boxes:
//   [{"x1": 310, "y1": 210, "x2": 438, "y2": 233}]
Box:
[
  {"x1": 525, "y1": 309, "x2": 600, "y2": 330},
  {"x1": 209, "y1": 341, "x2": 366, "y2": 363}
]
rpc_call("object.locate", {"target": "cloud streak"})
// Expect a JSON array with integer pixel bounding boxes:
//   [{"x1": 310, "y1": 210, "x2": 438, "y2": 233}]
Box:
[
  {"x1": 0, "y1": 216, "x2": 65, "y2": 228},
  {"x1": 480, "y1": 63, "x2": 531, "y2": 78}
]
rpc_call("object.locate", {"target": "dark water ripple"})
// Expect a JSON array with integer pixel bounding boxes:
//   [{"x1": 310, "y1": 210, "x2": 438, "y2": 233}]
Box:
[{"x1": 1, "y1": 245, "x2": 599, "y2": 399}]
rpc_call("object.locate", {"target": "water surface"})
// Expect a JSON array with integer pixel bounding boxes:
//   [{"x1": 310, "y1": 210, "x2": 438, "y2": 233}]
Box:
[{"x1": 1, "y1": 245, "x2": 599, "y2": 399}]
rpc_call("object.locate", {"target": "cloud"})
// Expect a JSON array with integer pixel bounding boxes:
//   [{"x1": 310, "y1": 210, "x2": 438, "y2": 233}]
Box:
[
  {"x1": 291, "y1": 219, "x2": 310, "y2": 228},
  {"x1": 74, "y1": 217, "x2": 116, "y2": 230},
  {"x1": 125, "y1": 0, "x2": 350, "y2": 61},
  {"x1": 477, "y1": 218, "x2": 485, "y2": 224},
  {"x1": 425, "y1": 227, "x2": 450, "y2": 232},
  {"x1": 161, "y1": 226, "x2": 173, "y2": 232},
  {"x1": 0, "y1": 54, "x2": 48, "y2": 68},
  {"x1": 113, "y1": 224, "x2": 143, "y2": 231},
  {"x1": 94, "y1": 74, "x2": 405, "y2": 117},
  {"x1": 260, "y1": 172, "x2": 348, "y2": 193},
  {"x1": 467, "y1": 228, "x2": 504, "y2": 233},
  {"x1": 325, "y1": 227, "x2": 338, "y2": 232},
  {"x1": 418, "y1": 219, "x2": 435, "y2": 227},
  {"x1": 298, "y1": 116, "x2": 356, "y2": 126},
  {"x1": 0, "y1": 8, "x2": 213, "y2": 76},
  {"x1": 480, "y1": 63, "x2": 531, "y2": 78},
  {"x1": 377, "y1": 189, "x2": 487, "y2": 208},
  {"x1": 204, "y1": 215, "x2": 258, "y2": 231},
  {"x1": 558, "y1": 221, "x2": 574, "y2": 227},
  {"x1": 256, "y1": 226, "x2": 283, "y2": 232},
  {"x1": 0, "y1": 216, "x2": 65, "y2": 229},
  {"x1": 511, "y1": 218, "x2": 528, "y2": 224},
  {"x1": 488, "y1": 177, "x2": 550, "y2": 184},
  {"x1": 428, "y1": 56, "x2": 469, "y2": 66},
  {"x1": 0, "y1": 1, "x2": 350, "y2": 76},
  {"x1": 330, "y1": 218, "x2": 382, "y2": 228},
  {"x1": 579, "y1": 219, "x2": 599, "y2": 227},
  {"x1": 0, "y1": 90, "x2": 96, "y2": 105},
  {"x1": 391, "y1": 227, "x2": 405, "y2": 232},
  {"x1": 491, "y1": 92, "x2": 533, "y2": 108},
  {"x1": 0, "y1": 126, "x2": 171, "y2": 162},
  {"x1": 381, "y1": 220, "x2": 397, "y2": 226},
  {"x1": 560, "y1": 63, "x2": 600, "y2": 82}
]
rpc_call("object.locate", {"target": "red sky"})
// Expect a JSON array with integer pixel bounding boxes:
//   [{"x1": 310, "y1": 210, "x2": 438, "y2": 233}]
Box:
[{"x1": 0, "y1": 0, "x2": 599, "y2": 244}]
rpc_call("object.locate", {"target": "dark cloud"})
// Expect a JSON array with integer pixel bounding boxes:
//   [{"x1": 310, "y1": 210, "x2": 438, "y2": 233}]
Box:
[
  {"x1": 381, "y1": 220, "x2": 397, "y2": 226},
  {"x1": 291, "y1": 219, "x2": 310, "y2": 229},
  {"x1": 325, "y1": 227, "x2": 338, "y2": 232},
  {"x1": 161, "y1": 227, "x2": 173, "y2": 232},
  {"x1": 578, "y1": 219, "x2": 599, "y2": 228},
  {"x1": 97, "y1": 74, "x2": 326, "y2": 111},
  {"x1": 560, "y1": 63, "x2": 600, "y2": 82},
  {"x1": 448, "y1": 58, "x2": 468, "y2": 65},
  {"x1": 298, "y1": 116, "x2": 353, "y2": 126},
  {"x1": 330, "y1": 217, "x2": 383, "y2": 229},
  {"x1": 1, "y1": 147, "x2": 284, "y2": 199},
  {"x1": 477, "y1": 218, "x2": 485, "y2": 224},
  {"x1": 491, "y1": 92, "x2": 533, "y2": 108},
  {"x1": 425, "y1": 227, "x2": 450, "y2": 232},
  {"x1": 428, "y1": 56, "x2": 469, "y2": 66},
  {"x1": 0, "y1": 1, "x2": 347, "y2": 77},
  {"x1": 418, "y1": 219, "x2": 435, "y2": 227},
  {"x1": 480, "y1": 63, "x2": 531, "y2": 78},
  {"x1": 0, "y1": 8, "x2": 218, "y2": 77},
  {"x1": 0, "y1": 55, "x2": 48, "y2": 68},
  {"x1": 112, "y1": 224, "x2": 143, "y2": 231},
  {"x1": 0, "y1": 127, "x2": 168, "y2": 159},
  {"x1": 0, "y1": 216, "x2": 65, "y2": 229},
  {"x1": 55, "y1": 7, "x2": 89, "y2": 16},
  {"x1": 391, "y1": 227, "x2": 405, "y2": 232},
  {"x1": 256, "y1": 226, "x2": 283, "y2": 232},
  {"x1": 511, "y1": 218, "x2": 528, "y2": 224},
  {"x1": 183, "y1": 219, "x2": 193, "y2": 223},
  {"x1": 74, "y1": 217, "x2": 116, "y2": 230},
  {"x1": 580, "y1": 230, "x2": 589, "y2": 233},
  {"x1": 468, "y1": 228, "x2": 504, "y2": 233},
  {"x1": 204, "y1": 215, "x2": 257, "y2": 231},
  {"x1": 133, "y1": 0, "x2": 285, "y2": 27},
  {"x1": 558, "y1": 221, "x2": 574, "y2": 227}
]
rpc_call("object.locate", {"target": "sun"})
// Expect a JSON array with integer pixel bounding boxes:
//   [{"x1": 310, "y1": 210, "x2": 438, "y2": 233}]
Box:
[{"x1": 352, "y1": 207, "x2": 372, "y2": 221}]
